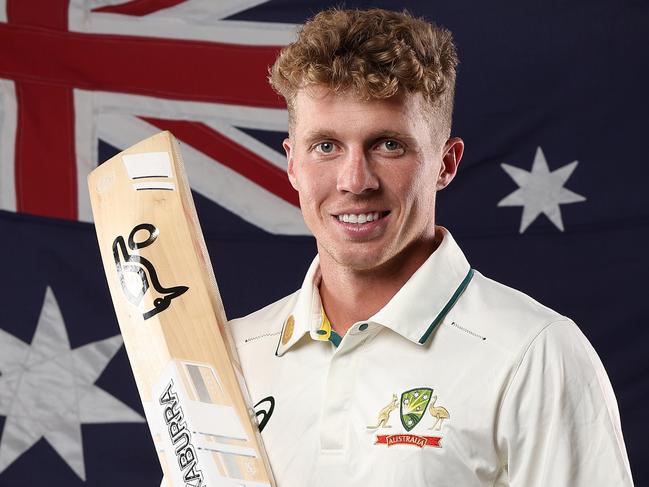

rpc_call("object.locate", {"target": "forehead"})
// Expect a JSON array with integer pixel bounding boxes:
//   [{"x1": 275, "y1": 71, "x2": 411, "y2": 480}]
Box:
[{"x1": 291, "y1": 86, "x2": 436, "y2": 140}]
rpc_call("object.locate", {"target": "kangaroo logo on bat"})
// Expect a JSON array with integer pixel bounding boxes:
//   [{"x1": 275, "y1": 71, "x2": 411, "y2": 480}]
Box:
[{"x1": 112, "y1": 223, "x2": 188, "y2": 320}]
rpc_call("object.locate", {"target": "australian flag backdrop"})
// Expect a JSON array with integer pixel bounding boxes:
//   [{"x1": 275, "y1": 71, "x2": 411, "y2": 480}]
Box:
[{"x1": 0, "y1": 0, "x2": 647, "y2": 485}]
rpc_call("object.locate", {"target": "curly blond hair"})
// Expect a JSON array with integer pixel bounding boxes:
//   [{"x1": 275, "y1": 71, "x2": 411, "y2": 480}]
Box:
[{"x1": 269, "y1": 8, "x2": 458, "y2": 134}]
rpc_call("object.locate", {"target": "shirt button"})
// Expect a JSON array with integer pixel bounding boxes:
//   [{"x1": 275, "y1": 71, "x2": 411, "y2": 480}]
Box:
[{"x1": 358, "y1": 323, "x2": 368, "y2": 331}]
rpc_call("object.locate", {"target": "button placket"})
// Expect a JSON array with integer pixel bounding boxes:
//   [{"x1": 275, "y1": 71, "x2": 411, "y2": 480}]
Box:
[
  {"x1": 318, "y1": 323, "x2": 378, "y2": 456},
  {"x1": 319, "y1": 343, "x2": 357, "y2": 453}
]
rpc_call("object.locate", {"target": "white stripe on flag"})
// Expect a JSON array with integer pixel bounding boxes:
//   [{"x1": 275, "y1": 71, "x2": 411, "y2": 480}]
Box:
[
  {"x1": 97, "y1": 114, "x2": 310, "y2": 236},
  {"x1": 74, "y1": 89, "x2": 98, "y2": 222},
  {"x1": 68, "y1": 0, "x2": 298, "y2": 46},
  {"x1": 96, "y1": 91, "x2": 289, "y2": 132},
  {"x1": 0, "y1": 78, "x2": 17, "y2": 213},
  {"x1": 145, "y1": 0, "x2": 271, "y2": 22},
  {"x1": 206, "y1": 119, "x2": 287, "y2": 171},
  {"x1": 68, "y1": 0, "x2": 154, "y2": 30},
  {"x1": 0, "y1": 0, "x2": 7, "y2": 22}
]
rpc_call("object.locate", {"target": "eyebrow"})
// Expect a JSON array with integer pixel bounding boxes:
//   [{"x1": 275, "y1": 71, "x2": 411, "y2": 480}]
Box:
[
  {"x1": 303, "y1": 131, "x2": 338, "y2": 147},
  {"x1": 373, "y1": 131, "x2": 418, "y2": 143}
]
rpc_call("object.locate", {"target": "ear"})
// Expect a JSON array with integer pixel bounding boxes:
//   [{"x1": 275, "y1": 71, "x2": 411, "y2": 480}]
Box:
[
  {"x1": 283, "y1": 137, "x2": 299, "y2": 191},
  {"x1": 437, "y1": 137, "x2": 464, "y2": 190}
]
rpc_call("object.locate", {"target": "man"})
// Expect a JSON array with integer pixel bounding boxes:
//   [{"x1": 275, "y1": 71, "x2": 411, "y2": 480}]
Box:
[{"x1": 230, "y1": 8, "x2": 633, "y2": 486}]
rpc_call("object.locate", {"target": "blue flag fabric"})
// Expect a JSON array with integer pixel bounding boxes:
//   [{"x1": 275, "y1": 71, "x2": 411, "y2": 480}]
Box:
[{"x1": 0, "y1": 1, "x2": 647, "y2": 485}]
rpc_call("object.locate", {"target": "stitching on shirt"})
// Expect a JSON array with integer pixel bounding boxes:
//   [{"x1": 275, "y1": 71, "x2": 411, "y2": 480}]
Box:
[
  {"x1": 244, "y1": 331, "x2": 281, "y2": 343},
  {"x1": 490, "y1": 318, "x2": 572, "y2": 484},
  {"x1": 449, "y1": 321, "x2": 486, "y2": 341},
  {"x1": 500, "y1": 319, "x2": 571, "y2": 402}
]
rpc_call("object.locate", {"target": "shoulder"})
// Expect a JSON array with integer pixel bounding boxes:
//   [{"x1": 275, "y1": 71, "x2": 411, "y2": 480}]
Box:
[
  {"x1": 465, "y1": 270, "x2": 564, "y2": 321},
  {"x1": 452, "y1": 270, "x2": 574, "y2": 356},
  {"x1": 227, "y1": 290, "x2": 299, "y2": 348},
  {"x1": 454, "y1": 269, "x2": 614, "y2": 399}
]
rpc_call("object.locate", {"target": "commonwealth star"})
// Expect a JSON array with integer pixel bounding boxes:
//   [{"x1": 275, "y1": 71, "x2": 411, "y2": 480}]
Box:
[
  {"x1": 0, "y1": 286, "x2": 144, "y2": 480},
  {"x1": 498, "y1": 146, "x2": 586, "y2": 233}
]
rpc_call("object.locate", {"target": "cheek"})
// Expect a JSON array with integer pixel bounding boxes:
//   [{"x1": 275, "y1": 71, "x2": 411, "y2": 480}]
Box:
[
  {"x1": 297, "y1": 167, "x2": 332, "y2": 201},
  {"x1": 296, "y1": 181, "x2": 325, "y2": 218},
  {"x1": 299, "y1": 179, "x2": 321, "y2": 201},
  {"x1": 390, "y1": 170, "x2": 423, "y2": 204},
  {"x1": 397, "y1": 172, "x2": 436, "y2": 216}
]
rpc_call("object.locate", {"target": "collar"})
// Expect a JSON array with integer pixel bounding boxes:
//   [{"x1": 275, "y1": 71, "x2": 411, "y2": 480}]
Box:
[{"x1": 275, "y1": 227, "x2": 474, "y2": 356}]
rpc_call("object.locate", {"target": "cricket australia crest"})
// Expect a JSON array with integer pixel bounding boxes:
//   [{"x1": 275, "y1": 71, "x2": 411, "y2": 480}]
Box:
[
  {"x1": 368, "y1": 387, "x2": 450, "y2": 449},
  {"x1": 112, "y1": 223, "x2": 189, "y2": 320},
  {"x1": 400, "y1": 388, "x2": 433, "y2": 431}
]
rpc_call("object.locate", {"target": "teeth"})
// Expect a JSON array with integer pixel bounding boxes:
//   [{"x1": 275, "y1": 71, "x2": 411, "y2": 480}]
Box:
[{"x1": 337, "y1": 212, "x2": 382, "y2": 224}]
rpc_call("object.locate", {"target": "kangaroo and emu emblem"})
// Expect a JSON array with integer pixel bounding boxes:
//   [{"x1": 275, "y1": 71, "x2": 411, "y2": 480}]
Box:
[{"x1": 367, "y1": 388, "x2": 450, "y2": 449}]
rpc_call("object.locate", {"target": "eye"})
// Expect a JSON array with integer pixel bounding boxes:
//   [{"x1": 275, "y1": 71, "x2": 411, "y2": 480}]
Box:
[
  {"x1": 383, "y1": 140, "x2": 401, "y2": 151},
  {"x1": 376, "y1": 139, "x2": 405, "y2": 155},
  {"x1": 315, "y1": 142, "x2": 335, "y2": 154}
]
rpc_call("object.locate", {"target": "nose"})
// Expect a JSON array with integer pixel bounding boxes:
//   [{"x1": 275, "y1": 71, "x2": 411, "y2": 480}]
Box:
[{"x1": 336, "y1": 148, "x2": 379, "y2": 194}]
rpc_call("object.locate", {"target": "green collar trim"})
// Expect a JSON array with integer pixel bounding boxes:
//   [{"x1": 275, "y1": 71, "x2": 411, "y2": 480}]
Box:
[
  {"x1": 329, "y1": 329, "x2": 342, "y2": 348},
  {"x1": 418, "y1": 268, "x2": 475, "y2": 344}
]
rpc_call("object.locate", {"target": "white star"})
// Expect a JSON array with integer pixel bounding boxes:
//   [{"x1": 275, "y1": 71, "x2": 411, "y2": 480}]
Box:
[
  {"x1": 498, "y1": 147, "x2": 586, "y2": 233},
  {"x1": 0, "y1": 287, "x2": 144, "y2": 480}
]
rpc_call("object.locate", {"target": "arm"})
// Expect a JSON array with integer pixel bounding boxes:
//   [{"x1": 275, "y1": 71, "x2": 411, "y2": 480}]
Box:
[{"x1": 497, "y1": 320, "x2": 633, "y2": 486}]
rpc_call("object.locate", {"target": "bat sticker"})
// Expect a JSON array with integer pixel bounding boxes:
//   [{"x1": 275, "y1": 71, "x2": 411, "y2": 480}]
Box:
[
  {"x1": 159, "y1": 379, "x2": 206, "y2": 487},
  {"x1": 112, "y1": 223, "x2": 188, "y2": 320}
]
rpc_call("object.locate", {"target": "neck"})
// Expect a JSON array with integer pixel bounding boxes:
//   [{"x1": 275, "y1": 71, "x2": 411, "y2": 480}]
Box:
[{"x1": 319, "y1": 231, "x2": 442, "y2": 336}]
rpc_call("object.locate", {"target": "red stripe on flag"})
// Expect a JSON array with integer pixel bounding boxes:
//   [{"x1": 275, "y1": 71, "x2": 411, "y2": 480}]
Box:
[
  {"x1": 14, "y1": 83, "x2": 77, "y2": 219},
  {"x1": 142, "y1": 118, "x2": 299, "y2": 207},
  {"x1": 0, "y1": 24, "x2": 284, "y2": 108},
  {"x1": 93, "y1": 0, "x2": 188, "y2": 16},
  {"x1": 1, "y1": 0, "x2": 287, "y2": 220},
  {"x1": 7, "y1": 0, "x2": 68, "y2": 29},
  {"x1": 9, "y1": 0, "x2": 77, "y2": 220}
]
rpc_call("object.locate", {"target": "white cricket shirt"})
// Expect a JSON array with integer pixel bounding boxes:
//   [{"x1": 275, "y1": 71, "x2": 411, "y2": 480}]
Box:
[{"x1": 230, "y1": 227, "x2": 633, "y2": 486}]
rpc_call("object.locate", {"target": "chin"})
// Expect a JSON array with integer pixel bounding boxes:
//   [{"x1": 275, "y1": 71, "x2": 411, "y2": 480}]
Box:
[{"x1": 330, "y1": 249, "x2": 389, "y2": 272}]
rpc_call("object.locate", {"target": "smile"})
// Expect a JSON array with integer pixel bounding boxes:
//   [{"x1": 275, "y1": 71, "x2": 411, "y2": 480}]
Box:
[{"x1": 336, "y1": 212, "x2": 389, "y2": 224}]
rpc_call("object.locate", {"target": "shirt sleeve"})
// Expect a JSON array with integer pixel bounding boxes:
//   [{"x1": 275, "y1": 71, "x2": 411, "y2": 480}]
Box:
[{"x1": 496, "y1": 320, "x2": 634, "y2": 486}]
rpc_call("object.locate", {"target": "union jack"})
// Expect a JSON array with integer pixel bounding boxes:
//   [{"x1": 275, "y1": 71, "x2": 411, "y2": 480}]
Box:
[{"x1": 0, "y1": 0, "x2": 307, "y2": 235}]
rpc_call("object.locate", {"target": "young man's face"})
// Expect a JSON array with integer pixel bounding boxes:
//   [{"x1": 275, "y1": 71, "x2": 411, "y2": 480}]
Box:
[{"x1": 284, "y1": 85, "x2": 462, "y2": 273}]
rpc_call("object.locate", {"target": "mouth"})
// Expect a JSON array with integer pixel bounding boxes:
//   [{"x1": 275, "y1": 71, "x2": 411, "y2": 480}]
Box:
[{"x1": 334, "y1": 211, "x2": 390, "y2": 224}]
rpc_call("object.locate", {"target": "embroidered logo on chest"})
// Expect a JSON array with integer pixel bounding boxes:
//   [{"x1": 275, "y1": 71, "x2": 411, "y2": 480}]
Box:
[{"x1": 366, "y1": 388, "x2": 450, "y2": 448}]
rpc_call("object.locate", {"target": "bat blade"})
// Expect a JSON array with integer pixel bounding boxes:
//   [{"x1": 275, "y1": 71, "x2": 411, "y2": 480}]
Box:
[{"x1": 88, "y1": 131, "x2": 275, "y2": 487}]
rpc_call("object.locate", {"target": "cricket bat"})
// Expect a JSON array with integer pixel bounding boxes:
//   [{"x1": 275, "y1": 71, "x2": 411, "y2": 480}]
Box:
[{"x1": 88, "y1": 131, "x2": 275, "y2": 487}]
